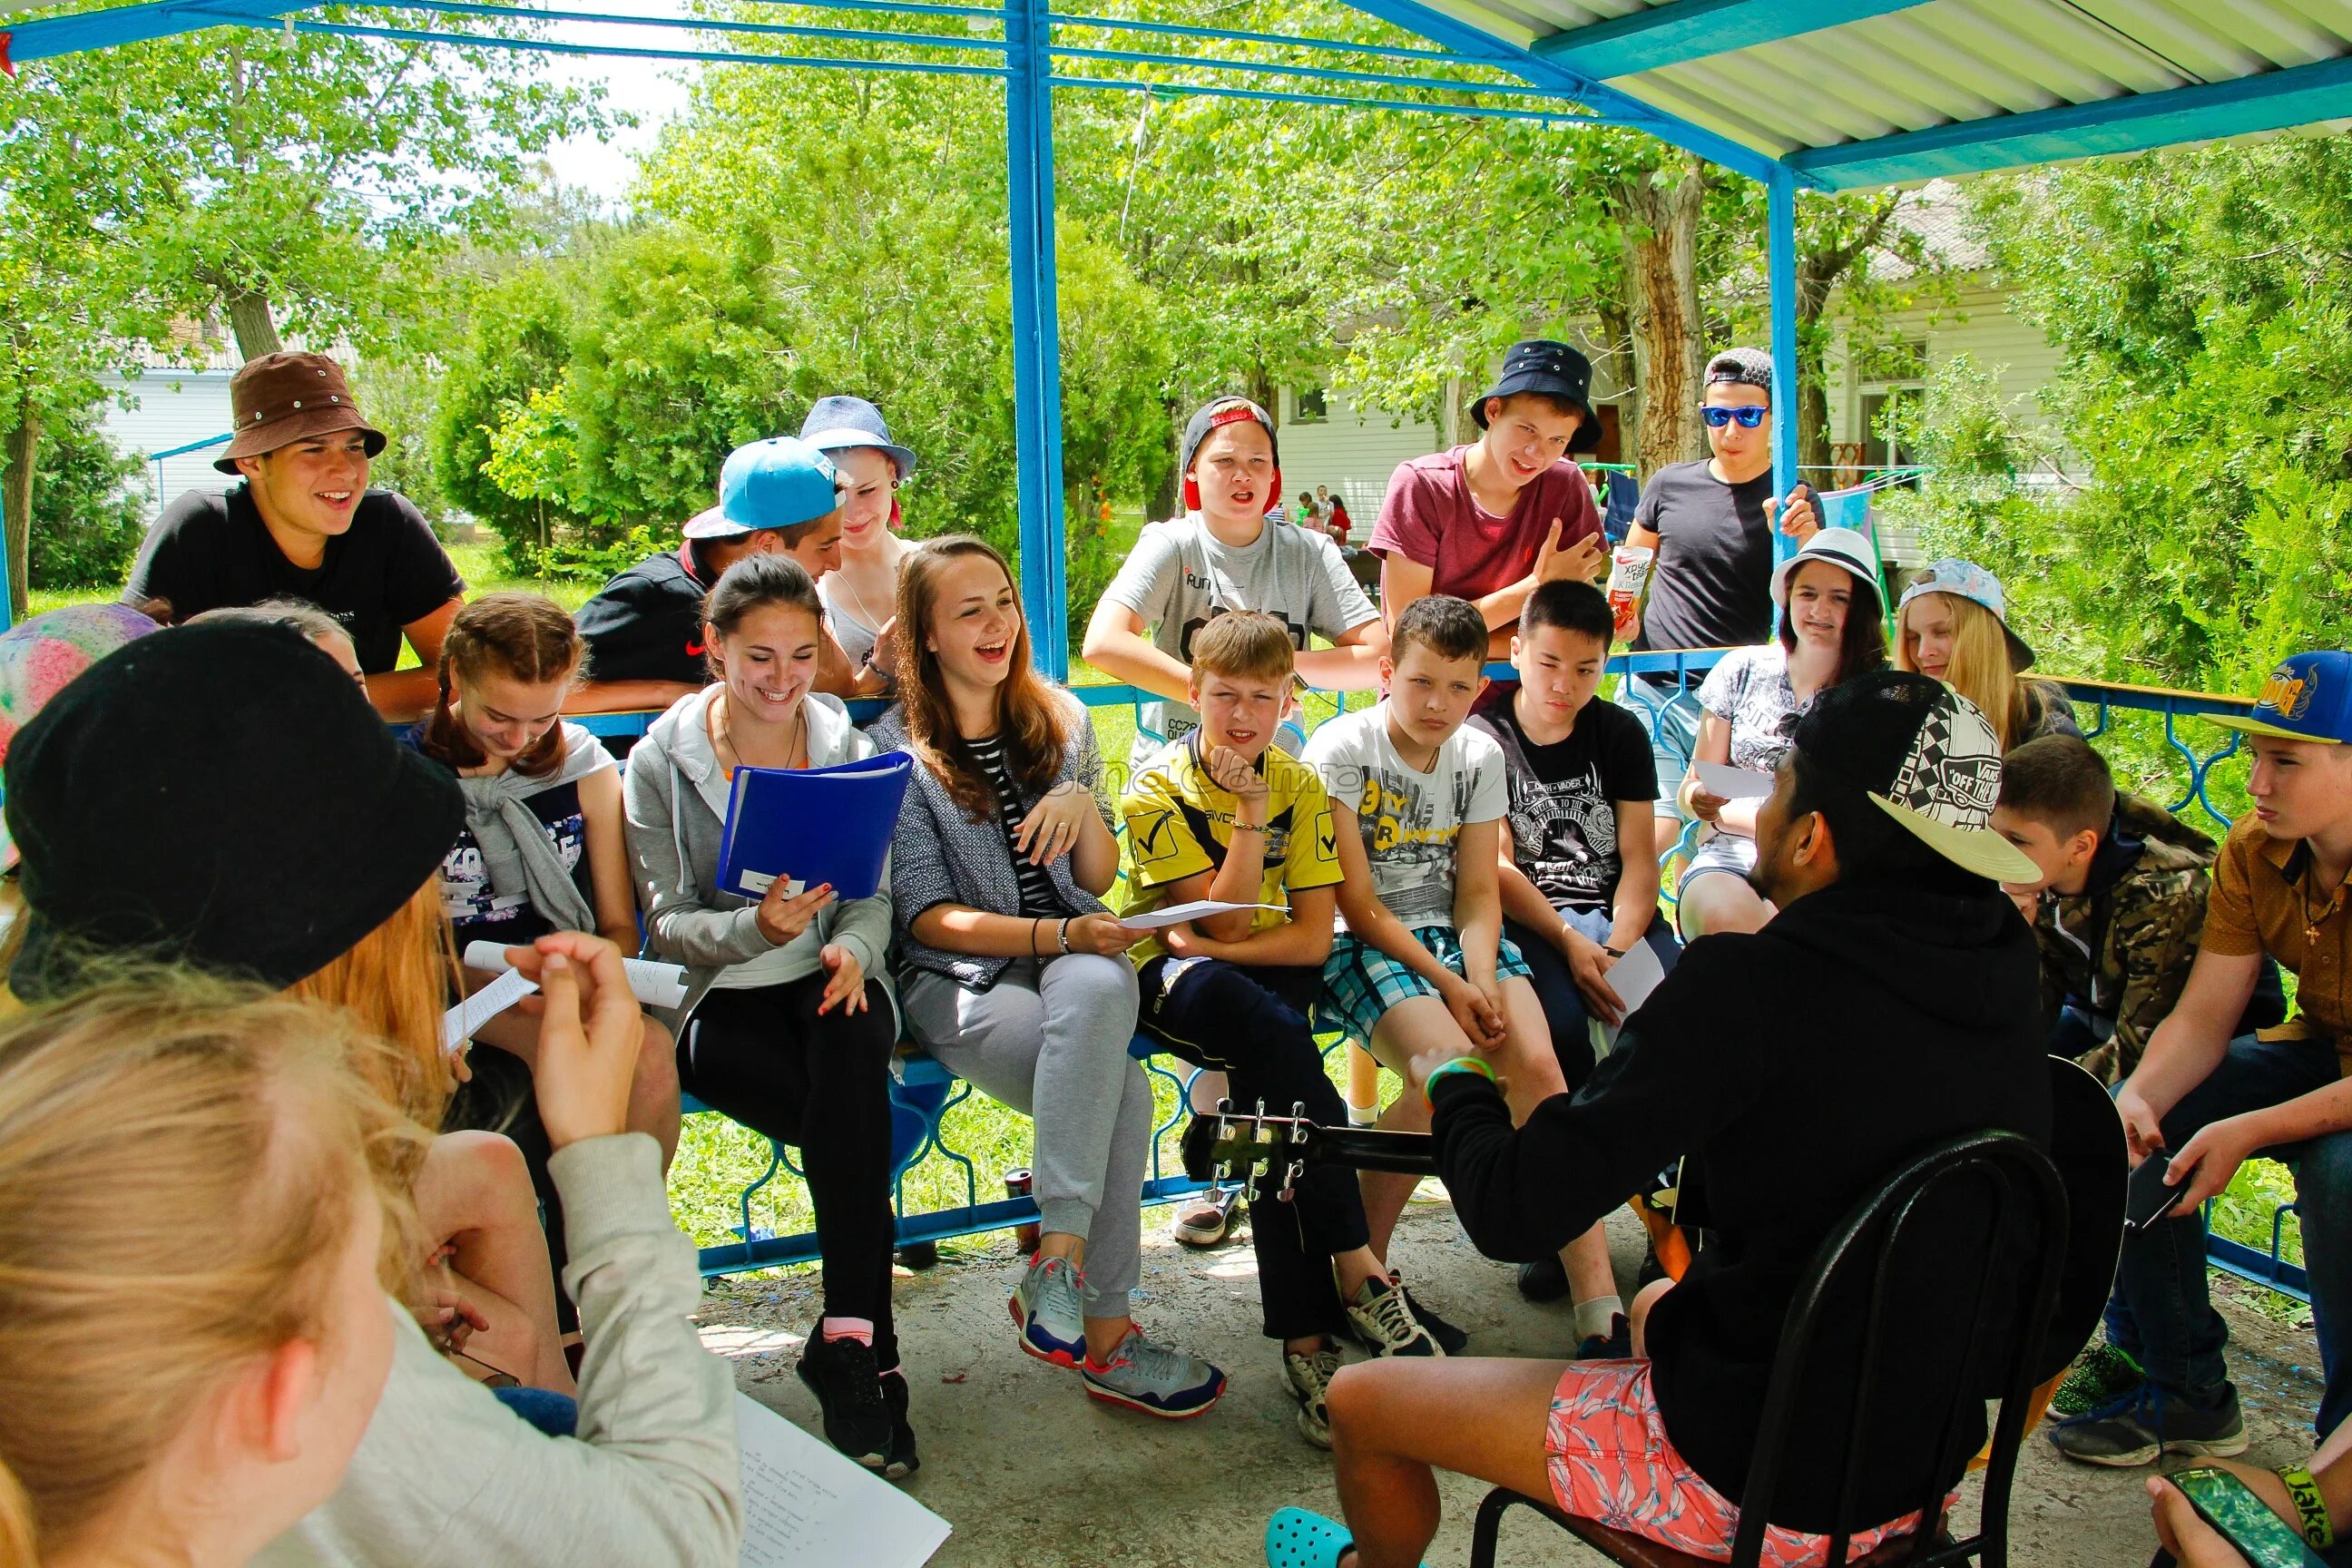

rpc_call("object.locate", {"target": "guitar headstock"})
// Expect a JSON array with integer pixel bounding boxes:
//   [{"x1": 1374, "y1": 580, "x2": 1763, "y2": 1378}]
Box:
[{"x1": 1204, "y1": 1099, "x2": 1315, "y2": 1203}]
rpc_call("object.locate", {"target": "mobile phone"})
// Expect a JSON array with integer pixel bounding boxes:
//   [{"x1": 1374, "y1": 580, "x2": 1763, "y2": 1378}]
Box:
[
  {"x1": 2127, "y1": 1149, "x2": 2187, "y2": 1231},
  {"x1": 2166, "y1": 1466, "x2": 2329, "y2": 1568}
]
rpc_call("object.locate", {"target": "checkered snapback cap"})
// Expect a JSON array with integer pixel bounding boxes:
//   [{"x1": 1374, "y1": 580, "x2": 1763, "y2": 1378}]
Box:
[{"x1": 1791, "y1": 671, "x2": 2041, "y2": 883}]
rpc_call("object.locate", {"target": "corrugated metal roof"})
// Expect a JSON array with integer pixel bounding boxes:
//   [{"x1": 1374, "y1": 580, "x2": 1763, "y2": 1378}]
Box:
[{"x1": 1407, "y1": 0, "x2": 2352, "y2": 183}]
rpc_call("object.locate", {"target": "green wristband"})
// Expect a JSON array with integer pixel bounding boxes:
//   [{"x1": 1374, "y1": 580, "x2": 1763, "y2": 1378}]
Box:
[
  {"x1": 2280, "y1": 1465, "x2": 2333, "y2": 1549},
  {"x1": 1423, "y1": 1054, "x2": 1496, "y2": 1110}
]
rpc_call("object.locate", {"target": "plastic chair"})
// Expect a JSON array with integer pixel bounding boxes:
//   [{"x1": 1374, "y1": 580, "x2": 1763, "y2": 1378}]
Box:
[{"x1": 1468, "y1": 1084, "x2": 2087, "y2": 1568}]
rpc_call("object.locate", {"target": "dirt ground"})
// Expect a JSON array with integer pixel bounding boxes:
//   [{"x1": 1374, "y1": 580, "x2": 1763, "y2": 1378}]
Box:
[{"x1": 698, "y1": 1188, "x2": 2326, "y2": 1568}]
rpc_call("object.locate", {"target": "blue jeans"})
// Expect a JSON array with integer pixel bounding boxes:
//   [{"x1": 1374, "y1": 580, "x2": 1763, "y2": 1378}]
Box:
[
  {"x1": 1612, "y1": 675, "x2": 1703, "y2": 823},
  {"x1": 1505, "y1": 910, "x2": 1681, "y2": 1093},
  {"x1": 2112, "y1": 1034, "x2": 2352, "y2": 1435}
]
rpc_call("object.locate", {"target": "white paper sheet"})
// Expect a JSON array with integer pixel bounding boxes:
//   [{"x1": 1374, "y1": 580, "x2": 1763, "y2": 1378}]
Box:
[
  {"x1": 1692, "y1": 760, "x2": 1776, "y2": 800},
  {"x1": 1113, "y1": 898, "x2": 1289, "y2": 932},
  {"x1": 462, "y1": 941, "x2": 690, "y2": 1010},
  {"x1": 735, "y1": 1393, "x2": 950, "y2": 1568},
  {"x1": 1588, "y1": 939, "x2": 1669, "y2": 1058},
  {"x1": 441, "y1": 965, "x2": 537, "y2": 1056}
]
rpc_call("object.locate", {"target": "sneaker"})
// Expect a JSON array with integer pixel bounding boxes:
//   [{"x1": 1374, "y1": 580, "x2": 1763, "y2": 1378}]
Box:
[
  {"x1": 2051, "y1": 1341, "x2": 2145, "y2": 1417},
  {"x1": 1081, "y1": 1328, "x2": 1227, "y2": 1418},
  {"x1": 1169, "y1": 1186, "x2": 1241, "y2": 1249},
  {"x1": 1398, "y1": 1282, "x2": 1469, "y2": 1355},
  {"x1": 2049, "y1": 1383, "x2": 2247, "y2": 1467},
  {"x1": 796, "y1": 1332, "x2": 890, "y2": 1469},
  {"x1": 878, "y1": 1366, "x2": 919, "y2": 1480},
  {"x1": 1283, "y1": 1341, "x2": 1343, "y2": 1448},
  {"x1": 1345, "y1": 1275, "x2": 1444, "y2": 1357},
  {"x1": 1575, "y1": 1313, "x2": 1632, "y2": 1360},
  {"x1": 1516, "y1": 1255, "x2": 1571, "y2": 1303},
  {"x1": 1008, "y1": 1254, "x2": 1088, "y2": 1367}
]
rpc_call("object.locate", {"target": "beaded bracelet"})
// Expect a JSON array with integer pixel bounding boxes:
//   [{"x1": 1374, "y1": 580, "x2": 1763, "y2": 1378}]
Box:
[
  {"x1": 1423, "y1": 1054, "x2": 1496, "y2": 1110},
  {"x1": 2280, "y1": 1465, "x2": 2333, "y2": 1549}
]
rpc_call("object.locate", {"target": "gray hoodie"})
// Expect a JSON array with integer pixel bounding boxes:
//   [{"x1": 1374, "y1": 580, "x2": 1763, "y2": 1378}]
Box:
[{"x1": 622, "y1": 686, "x2": 896, "y2": 1029}]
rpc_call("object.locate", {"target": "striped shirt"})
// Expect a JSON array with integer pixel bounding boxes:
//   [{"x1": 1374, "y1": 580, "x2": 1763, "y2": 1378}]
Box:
[{"x1": 970, "y1": 732, "x2": 1063, "y2": 917}]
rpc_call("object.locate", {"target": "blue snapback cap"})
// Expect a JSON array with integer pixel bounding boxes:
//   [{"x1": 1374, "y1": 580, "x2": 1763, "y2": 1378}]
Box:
[
  {"x1": 2205, "y1": 651, "x2": 2352, "y2": 745},
  {"x1": 719, "y1": 436, "x2": 840, "y2": 534}
]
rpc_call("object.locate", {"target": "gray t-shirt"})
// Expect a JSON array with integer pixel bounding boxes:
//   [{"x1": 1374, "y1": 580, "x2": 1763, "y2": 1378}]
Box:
[
  {"x1": 1697, "y1": 643, "x2": 1807, "y2": 773},
  {"x1": 1303, "y1": 702, "x2": 1508, "y2": 930},
  {"x1": 1102, "y1": 513, "x2": 1377, "y2": 750}
]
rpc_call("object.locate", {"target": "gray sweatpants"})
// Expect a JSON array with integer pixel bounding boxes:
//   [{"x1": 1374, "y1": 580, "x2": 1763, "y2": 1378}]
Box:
[{"x1": 901, "y1": 954, "x2": 1150, "y2": 1321}]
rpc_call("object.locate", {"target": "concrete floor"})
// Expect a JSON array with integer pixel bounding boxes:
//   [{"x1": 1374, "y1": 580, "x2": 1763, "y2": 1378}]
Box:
[{"x1": 699, "y1": 1188, "x2": 2326, "y2": 1568}]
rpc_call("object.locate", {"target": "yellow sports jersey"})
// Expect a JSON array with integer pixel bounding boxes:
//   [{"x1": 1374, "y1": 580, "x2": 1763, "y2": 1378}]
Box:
[{"x1": 1115, "y1": 736, "x2": 1342, "y2": 964}]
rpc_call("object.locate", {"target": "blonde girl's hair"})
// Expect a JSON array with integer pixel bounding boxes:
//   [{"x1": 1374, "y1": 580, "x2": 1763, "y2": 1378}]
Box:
[
  {"x1": 287, "y1": 877, "x2": 462, "y2": 1150},
  {"x1": 1898, "y1": 591, "x2": 2028, "y2": 750},
  {"x1": 0, "y1": 975, "x2": 425, "y2": 1565},
  {"x1": 419, "y1": 593, "x2": 585, "y2": 779},
  {"x1": 894, "y1": 535, "x2": 1070, "y2": 821}
]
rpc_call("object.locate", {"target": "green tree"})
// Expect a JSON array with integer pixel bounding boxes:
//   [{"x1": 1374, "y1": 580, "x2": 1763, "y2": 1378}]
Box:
[{"x1": 27, "y1": 397, "x2": 151, "y2": 593}]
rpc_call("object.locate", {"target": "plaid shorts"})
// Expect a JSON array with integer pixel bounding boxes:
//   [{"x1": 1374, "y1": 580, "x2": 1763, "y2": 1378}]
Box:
[
  {"x1": 1317, "y1": 925, "x2": 1531, "y2": 1045},
  {"x1": 1545, "y1": 1359, "x2": 1946, "y2": 1567}
]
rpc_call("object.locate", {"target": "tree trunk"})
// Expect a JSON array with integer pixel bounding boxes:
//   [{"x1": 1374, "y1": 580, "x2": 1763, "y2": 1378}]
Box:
[
  {"x1": 224, "y1": 285, "x2": 284, "y2": 359},
  {"x1": 3, "y1": 410, "x2": 37, "y2": 622},
  {"x1": 1597, "y1": 299, "x2": 1637, "y2": 464},
  {"x1": 1796, "y1": 256, "x2": 1837, "y2": 476},
  {"x1": 1616, "y1": 157, "x2": 1709, "y2": 480}
]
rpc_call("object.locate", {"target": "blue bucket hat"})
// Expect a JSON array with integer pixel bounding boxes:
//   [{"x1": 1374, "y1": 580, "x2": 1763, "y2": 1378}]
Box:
[
  {"x1": 719, "y1": 436, "x2": 840, "y2": 534},
  {"x1": 2205, "y1": 652, "x2": 2352, "y2": 746},
  {"x1": 799, "y1": 395, "x2": 917, "y2": 479}
]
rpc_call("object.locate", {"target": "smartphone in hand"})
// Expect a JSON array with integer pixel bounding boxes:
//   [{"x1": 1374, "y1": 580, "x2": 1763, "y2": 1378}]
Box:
[
  {"x1": 2127, "y1": 1147, "x2": 2187, "y2": 1231},
  {"x1": 2167, "y1": 1466, "x2": 2329, "y2": 1568}
]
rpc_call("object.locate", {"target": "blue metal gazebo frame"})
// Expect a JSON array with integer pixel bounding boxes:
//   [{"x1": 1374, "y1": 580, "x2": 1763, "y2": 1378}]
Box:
[{"x1": 11, "y1": 0, "x2": 2352, "y2": 655}]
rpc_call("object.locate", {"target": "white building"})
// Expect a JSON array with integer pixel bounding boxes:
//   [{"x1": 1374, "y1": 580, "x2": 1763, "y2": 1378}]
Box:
[{"x1": 96, "y1": 358, "x2": 238, "y2": 521}]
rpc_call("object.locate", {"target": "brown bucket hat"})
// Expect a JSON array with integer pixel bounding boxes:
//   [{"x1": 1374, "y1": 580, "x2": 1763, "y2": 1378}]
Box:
[{"x1": 212, "y1": 351, "x2": 387, "y2": 473}]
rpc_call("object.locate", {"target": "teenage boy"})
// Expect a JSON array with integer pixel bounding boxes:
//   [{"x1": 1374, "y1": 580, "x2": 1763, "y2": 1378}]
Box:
[
  {"x1": 1469, "y1": 580, "x2": 1678, "y2": 1093},
  {"x1": 573, "y1": 437, "x2": 881, "y2": 713},
  {"x1": 1084, "y1": 397, "x2": 1386, "y2": 760},
  {"x1": 1276, "y1": 673, "x2": 2050, "y2": 1568},
  {"x1": 1302, "y1": 593, "x2": 1625, "y2": 1357},
  {"x1": 1994, "y1": 734, "x2": 2285, "y2": 1086},
  {"x1": 1370, "y1": 340, "x2": 1610, "y2": 657},
  {"x1": 2055, "y1": 652, "x2": 2352, "y2": 1468},
  {"x1": 1617, "y1": 347, "x2": 1821, "y2": 818},
  {"x1": 123, "y1": 351, "x2": 465, "y2": 720},
  {"x1": 1116, "y1": 612, "x2": 1445, "y2": 1446}
]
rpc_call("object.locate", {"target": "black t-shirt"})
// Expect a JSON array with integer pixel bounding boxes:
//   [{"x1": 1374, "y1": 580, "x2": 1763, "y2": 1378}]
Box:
[
  {"x1": 574, "y1": 546, "x2": 713, "y2": 687},
  {"x1": 124, "y1": 486, "x2": 463, "y2": 674},
  {"x1": 1472, "y1": 695, "x2": 1658, "y2": 914},
  {"x1": 1629, "y1": 459, "x2": 1776, "y2": 677}
]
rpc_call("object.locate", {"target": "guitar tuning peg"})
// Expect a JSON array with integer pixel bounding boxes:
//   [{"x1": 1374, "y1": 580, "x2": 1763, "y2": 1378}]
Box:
[{"x1": 1279, "y1": 1159, "x2": 1305, "y2": 1203}]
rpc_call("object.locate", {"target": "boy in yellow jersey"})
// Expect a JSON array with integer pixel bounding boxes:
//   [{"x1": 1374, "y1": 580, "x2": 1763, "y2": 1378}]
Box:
[{"x1": 1119, "y1": 612, "x2": 1445, "y2": 1448}]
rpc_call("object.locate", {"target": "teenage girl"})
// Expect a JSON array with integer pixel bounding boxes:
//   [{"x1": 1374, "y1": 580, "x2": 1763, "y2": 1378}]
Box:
[
  {"x1": 869, "y1": 535, "x2": 1227, "y2": 1421},
  {"x1": 413, "y1": 592, "x2": 681, "y2": 1165},
  {"x1": 622, "y1": 554, "x2": 912, "y2": 1475},
  {"x1": 802, "y1": 394, "x2": 915, "y2": 697},
  {"x1": 1894, "y1": 558, "x2": 2078, "y2": 750}
]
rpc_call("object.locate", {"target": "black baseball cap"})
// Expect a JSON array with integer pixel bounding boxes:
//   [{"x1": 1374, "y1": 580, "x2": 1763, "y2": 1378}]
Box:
[{"x1": 5, "y1": 622, "x2": 465, "y2": 996}]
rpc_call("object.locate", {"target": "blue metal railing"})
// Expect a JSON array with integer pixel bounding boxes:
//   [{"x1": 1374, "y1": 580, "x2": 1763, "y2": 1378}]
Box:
[{"x1": 591, "y1": 653, "x2": 2294, "y2": 1289}]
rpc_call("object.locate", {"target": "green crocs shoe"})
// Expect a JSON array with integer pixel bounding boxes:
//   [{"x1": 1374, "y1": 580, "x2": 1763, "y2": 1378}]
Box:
[{"x1": 1265, "y1": 1508, "x2": 1426, "y2": 1568}]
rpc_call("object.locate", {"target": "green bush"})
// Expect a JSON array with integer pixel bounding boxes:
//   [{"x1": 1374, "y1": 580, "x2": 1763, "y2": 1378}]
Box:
[{"x1": 28, "y1": 401, "x2": 150, "y2": 591}]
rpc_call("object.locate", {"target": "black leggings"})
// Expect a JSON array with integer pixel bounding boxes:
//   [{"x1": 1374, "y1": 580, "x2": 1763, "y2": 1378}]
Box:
[
  {"x1": 681, "y1": 975, "x2": 900, "y2": 1367},
  {"x1": 1137, "y1": 956, "x2": 1372, "y2": 1342}
]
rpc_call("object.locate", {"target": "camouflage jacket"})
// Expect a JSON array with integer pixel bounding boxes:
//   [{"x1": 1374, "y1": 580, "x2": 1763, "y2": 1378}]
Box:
[{"x1": 2034, "y1": 795, "x2": 2216, "y2": 1085}]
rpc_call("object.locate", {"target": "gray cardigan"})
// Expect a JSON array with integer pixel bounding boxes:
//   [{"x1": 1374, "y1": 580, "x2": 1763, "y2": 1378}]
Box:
[
  {"x1": 622, "y1": 686, "x2": 896, "y2": 1029},
  {"x1": 866, "y1": 691, "x2": 1112, "y2": 990}
]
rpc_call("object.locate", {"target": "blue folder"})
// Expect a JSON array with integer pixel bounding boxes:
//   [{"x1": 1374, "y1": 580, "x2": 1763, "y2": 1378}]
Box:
[{"x1": 713, "y1": 751, "x2": 915, "y2": 903}]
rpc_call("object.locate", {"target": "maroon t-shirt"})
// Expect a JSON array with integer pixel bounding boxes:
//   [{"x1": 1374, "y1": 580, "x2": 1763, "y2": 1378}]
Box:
[{"x1": 1369, "y1": 446, "x2": 1602, "y2": 604}]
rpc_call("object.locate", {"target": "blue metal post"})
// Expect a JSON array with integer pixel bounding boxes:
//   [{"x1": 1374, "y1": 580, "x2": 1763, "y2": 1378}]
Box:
[
  {"x1": 1004, "y1": 0, "x2": 1071, "y2": 679},
  {"x1": 1766, "y1": 162, "x2": 1800, "y2": 566}
]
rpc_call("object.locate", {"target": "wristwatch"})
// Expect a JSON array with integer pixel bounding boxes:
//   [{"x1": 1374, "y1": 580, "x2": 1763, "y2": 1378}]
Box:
[{"x1": 1602, "y1": 946, "x2": 1625, "y2": 958}]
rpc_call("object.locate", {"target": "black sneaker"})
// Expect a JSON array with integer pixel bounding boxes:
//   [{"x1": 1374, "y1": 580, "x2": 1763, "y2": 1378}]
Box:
[
  {"x1": 2048, "y1": 1383, "x2": 2246, "y2": 1468},
  {"x1": 797, "y1": 1333, "x2": 891, "y2": 1469},
  {"x1": 1516, "y1": 1255, "x2": 1571, "y2": 1303},
  {"x1": 878, "y1": 1365, "x2": 919, "y2": 1479},
  {"x1": 1180, "y1": 1112, "x2": 1219, "y2": 1182},
  {"x1": 1400, "y1": 1287, "x2": 1469, "y2": 1355},
  {"x1": 1575, "y1": 1313, "x2": 1633, "y2": 1360},
  {"x1": 2051, "y1": 1341, "x2": 2145, "y2": 1417}
]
